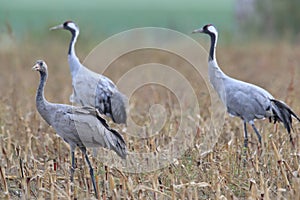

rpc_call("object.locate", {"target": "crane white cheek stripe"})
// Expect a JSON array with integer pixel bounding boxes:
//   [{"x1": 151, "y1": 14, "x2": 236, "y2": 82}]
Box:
[
  {"x1": 83, "y1": 27, "x2": 226, "y2": 173},
  {"x1": 207, "y1": 25, "x2": 218, "y2": 36},
  {"x1": 67, "y1": 22, "x2": 79, "y2": 32}
]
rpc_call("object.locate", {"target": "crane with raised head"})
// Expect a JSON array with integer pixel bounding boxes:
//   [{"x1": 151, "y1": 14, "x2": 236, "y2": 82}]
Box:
[
  {"x1": 50, "y1": 21, "x2": 127, "y2": 124},
  {"x1": 192, "y1": 24, "x2": 300, "y2": 148},
  {"x1": 32, "y1": 60, "x2": 127, "y2": 198}
]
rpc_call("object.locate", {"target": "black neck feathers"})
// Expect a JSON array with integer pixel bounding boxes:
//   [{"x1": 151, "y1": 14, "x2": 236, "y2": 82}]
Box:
[
  {"x1": 67, "y1": 28, "x2": 76, "y2": 55},
  {"x1": 208, "y1": 32, "x2": 216, "y2": 61}
]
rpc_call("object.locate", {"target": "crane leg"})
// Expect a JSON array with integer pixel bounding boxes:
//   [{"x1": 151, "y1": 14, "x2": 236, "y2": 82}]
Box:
[
  {"x1": 250, "y1": 123, "x2": 262, "y2": 144},
  {"x1": 82, "y1": 148, "x2": 98, "y2": 199},
  {"x1": 243, "y1": 122, "x2": 248, "y2": 148},
  {"x1": 70, "y1": 150, "x2": 75, "y2": 182},
  {"x1": 242, "y1": 122, "x2": 249, "y2": 167}
]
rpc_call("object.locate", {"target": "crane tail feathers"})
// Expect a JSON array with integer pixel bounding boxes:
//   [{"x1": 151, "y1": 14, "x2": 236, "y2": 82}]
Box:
[
  {"x1": 95, "y1": 110, "x2": 127, "y2": 159},
  {"x1": 111, "y1": 92, "x2": 127, "y2": 124},
  {"x1": 107, "y1": 128, "x2": 128, "y2": 159},
  {"x1": 270, "y1": 99, "x2": 300, "y2": 135}
]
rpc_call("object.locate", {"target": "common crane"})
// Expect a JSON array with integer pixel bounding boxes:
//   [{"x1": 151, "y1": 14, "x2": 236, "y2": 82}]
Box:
[
  {"x1": 192, "y1": 24, "x2": 300, "y2": 148},
  {"x1": 32, "y1": 60, "x2": 127, "y2": 198},
  {"x1": 50, "y1": 21, "x2": 127, "y2": 124}
]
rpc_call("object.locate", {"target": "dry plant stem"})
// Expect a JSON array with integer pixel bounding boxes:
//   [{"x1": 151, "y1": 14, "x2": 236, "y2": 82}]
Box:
[
  {"x1": 271, "y1": 140, "x2": 290, "y2": 189},
  {"x1": 0, "y1": 166, "x2": 10, "y2": 200}
]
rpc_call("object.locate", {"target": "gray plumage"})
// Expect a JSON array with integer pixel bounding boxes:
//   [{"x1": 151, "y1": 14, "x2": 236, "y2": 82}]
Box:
[
  {"x1": 32, "y1": 60, "x2": 127, "y2": 198},
  {"x1": 193, "y1": 24, "x2": 300, "y2": 147},
  {"x1": 50, "y1": 21, "x2": 127, "y2": 124}
]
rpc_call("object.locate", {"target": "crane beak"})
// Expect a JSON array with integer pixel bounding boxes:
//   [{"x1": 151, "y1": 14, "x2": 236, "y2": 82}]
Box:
[
  {"x1": 192, "y1": 28, "x2": 203, "y2": 34},
  {"x1": 49, "y1": 24, "x2": 64, "y2": 31},
  {"x1": 32, "y1": 64, "x2": 40, "y2": 71}
]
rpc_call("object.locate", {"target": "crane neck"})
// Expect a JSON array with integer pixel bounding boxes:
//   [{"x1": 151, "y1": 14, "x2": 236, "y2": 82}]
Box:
[
  {"x1": 206, "y1": 31, "x2": 228, "y2": 104},
  {"x1": 68, "y1": 29, "x2": 81, "y2": 77},
  {"x1": 68, "y1": 29, "x2": 79, "y2": 57},
  {"x1": 207, "y1": 31, "x2": 225, "y2": 75},
  {"x1": 36, "y1": 71, "x2": 47, "y2": 104},
  {"x1": 36, "y1": 70, "x2": 51, "y2": 124},
  {"x1": 208, "y1": 32, "x2": 218, "y2": 62}
]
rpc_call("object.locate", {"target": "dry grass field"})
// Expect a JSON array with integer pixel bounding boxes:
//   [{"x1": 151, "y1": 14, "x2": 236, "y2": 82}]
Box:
[{"x1": 0, "y1": 35, "x2": 300, "y2": 199}]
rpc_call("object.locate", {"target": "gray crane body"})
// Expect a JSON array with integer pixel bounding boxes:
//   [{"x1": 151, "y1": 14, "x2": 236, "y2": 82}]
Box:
[
  {"x1": 38, "y1": 102, "x2": 127, "y2": 158},
  {"x1": 208, "y1": 59, "x2": 274, "y2": 123},
  {"x1": 69, "y1": 60, "x2": 115, "y2": 108}
]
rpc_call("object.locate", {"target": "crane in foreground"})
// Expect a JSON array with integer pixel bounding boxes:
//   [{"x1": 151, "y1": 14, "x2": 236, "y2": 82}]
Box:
[
  {"x1": 50, "y1": 21, "x2": 127, "y2": 124},
  {"x1": 32, "y1": 60, "x2": 127, "y2": 198},
  {"x1": 192, "y1": 24, "x2": 300, "y2": 148}
]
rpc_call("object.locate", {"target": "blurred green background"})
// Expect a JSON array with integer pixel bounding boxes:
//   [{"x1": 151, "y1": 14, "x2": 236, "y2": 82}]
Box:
[
  {"x1": 1, "y1": 0, "x2": 300, "y2": 47},
  {"x1": 0, "y1": 0, "x2": 234, "y2": 41}
]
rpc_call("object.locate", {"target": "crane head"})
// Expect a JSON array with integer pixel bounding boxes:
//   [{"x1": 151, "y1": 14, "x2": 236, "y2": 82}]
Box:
[
  {"x1": 32, "y1": 60, "x2": 47, "y2": 73},
  {"x1": 192, "y1": 24, "x2": 217, "y2": 35},
  {"x1": 50, "y1": 21, "x2": 79, "y2": 33}
]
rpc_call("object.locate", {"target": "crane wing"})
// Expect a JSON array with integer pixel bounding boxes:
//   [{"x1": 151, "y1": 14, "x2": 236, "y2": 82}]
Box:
[
  {"x1": 67, "y1": 106, "x2": 127, "y2": 158},
  {"x1": 224, "y1": 79, "x2": 273, "y2": 121}
]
